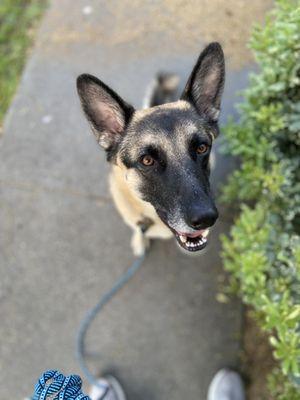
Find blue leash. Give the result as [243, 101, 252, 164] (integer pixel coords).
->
[32, 370, 89, 400]
[76, 253, 146, 397]
[32, 253, 146, 400]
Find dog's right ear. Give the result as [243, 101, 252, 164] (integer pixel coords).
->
[77, 74, 134, 152]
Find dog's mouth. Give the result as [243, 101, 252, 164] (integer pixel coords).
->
[172, 228, 209, 252]
[155, 209, 210, 252]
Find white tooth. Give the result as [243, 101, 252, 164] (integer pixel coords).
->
[179, 235, 187, 243]
[202, 237, 207, 243]
[202, 229, 209, 238]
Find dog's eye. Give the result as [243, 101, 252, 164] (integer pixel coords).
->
[196, 144, 208, 155]
[141, 155, 155, 166]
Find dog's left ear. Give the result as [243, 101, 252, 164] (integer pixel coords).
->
[181, 42, 225, 124]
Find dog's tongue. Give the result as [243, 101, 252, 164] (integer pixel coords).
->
[178, 229, 208, 238]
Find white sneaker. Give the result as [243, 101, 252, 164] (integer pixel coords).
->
[88, 375, 126, 400]
[207, 369, 245, 400]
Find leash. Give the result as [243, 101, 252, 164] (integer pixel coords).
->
[32, 253, 146, 400]
[32, 370, 89, 400]
[76, 253, 146, 398]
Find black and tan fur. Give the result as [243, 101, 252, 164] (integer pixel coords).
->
[77, 43, 225, 255]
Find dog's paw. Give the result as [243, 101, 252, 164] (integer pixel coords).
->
[131, 230, 150, 256]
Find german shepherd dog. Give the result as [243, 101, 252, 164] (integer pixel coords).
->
[77, 42, 225, 256]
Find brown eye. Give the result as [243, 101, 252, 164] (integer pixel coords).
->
[196, 144, 208, 154]
[141, 155, 155, 166]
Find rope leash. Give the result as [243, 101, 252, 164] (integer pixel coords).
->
[32, 370, 89, 400]
[76, 253, 146, 398]
[32, 253, 146, 400]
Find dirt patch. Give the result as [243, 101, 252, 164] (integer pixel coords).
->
[104, 0, 273, 68]
[44, 0, 272, 69]
[242, 308, 277, 400]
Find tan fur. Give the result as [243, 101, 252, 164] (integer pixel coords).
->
[109, 159, 172, 255]
[132, 100, 191, 123]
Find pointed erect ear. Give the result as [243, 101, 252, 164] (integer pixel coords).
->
[181, 42, 225, 123]
[77, 74, 134, 151]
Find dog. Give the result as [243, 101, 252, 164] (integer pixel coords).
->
[77, 42, 225, 256]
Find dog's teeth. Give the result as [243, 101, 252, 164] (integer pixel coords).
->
[202, 229, 209, 238]
[179, 235, 187, 243]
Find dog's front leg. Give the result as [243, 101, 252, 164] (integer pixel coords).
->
[131, 228, 150, 256]
[131, 218, 153, 256]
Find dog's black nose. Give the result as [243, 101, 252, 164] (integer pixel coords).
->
[188, 205, 219, 229]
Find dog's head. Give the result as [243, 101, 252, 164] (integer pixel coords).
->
[77, 43, 225, 252]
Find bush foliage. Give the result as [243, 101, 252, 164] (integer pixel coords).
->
[0, 0, 47, 124]
[221, 0, 300, 397]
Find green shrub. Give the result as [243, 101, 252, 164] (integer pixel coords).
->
[0, 0, 47, 124]
[221, 0, 300, 396]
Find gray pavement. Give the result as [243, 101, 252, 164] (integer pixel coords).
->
[0, 1, 249, 399]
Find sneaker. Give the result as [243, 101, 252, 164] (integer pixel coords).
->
[88, 375, 126, 400]
[207, 369, 245, 400]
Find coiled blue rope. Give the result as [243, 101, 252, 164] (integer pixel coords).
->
[32, 370, 90, 400]
[32, 253, 146, 399]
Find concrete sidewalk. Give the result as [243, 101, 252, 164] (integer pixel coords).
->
[0, 1, 252, 398]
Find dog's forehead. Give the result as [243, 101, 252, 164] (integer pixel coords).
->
[129, 100, 200, 136]
[121, 100, 214, 161]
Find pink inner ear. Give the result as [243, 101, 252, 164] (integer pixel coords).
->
[193, 64, 220, 105]
[203, 67, 219, 97]
[97, 101, 124, 135]
[106, 114, 123, 134]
